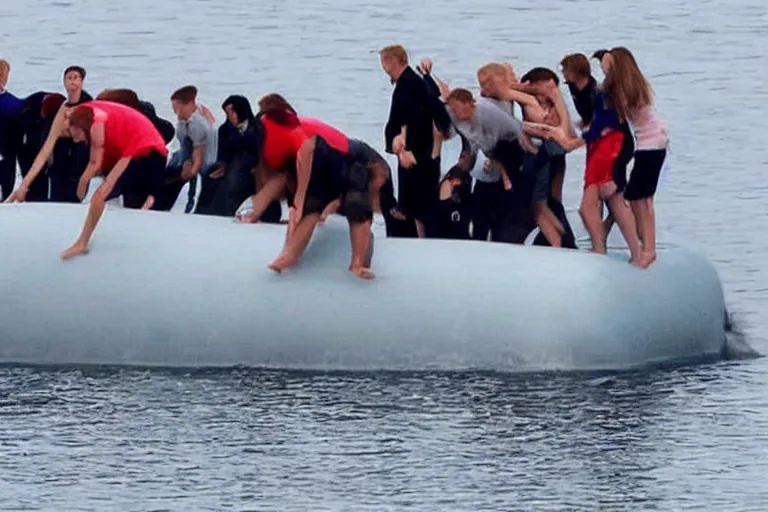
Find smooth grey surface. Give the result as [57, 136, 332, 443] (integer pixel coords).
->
[0, 202, 726, 370]
[1, 0, 768, 510]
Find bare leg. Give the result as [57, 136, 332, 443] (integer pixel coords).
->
[268, 213, 321, 272]
[633, 197, 656, 268]
[61, 193, 107, 260]
[349, 219, 375, 279]
[605, 193, 642, 263]
[534, 201, 564, 247]
[142, 195, 155, 210]
[550, 170, 564, 203]
[598, 183, 616, 246]
[579, 185, 605, 254]
[415, 219, 426, 239]
[631, 201, 645, 246]
[602, 213, 615, 246]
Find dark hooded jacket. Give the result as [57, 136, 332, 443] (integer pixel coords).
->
[217, 95, 261, 166]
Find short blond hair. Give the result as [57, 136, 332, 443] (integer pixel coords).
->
[379, 45, 408, 65]
[477, 62, 506, 78]
[0, 59, 9, 72]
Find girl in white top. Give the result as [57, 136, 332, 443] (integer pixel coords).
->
[603, 47, 670, 268]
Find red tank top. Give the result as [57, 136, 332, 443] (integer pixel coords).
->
[261, 114, 349, 170]
[85, 100, 168, 170]
[296, 117, 349, 154]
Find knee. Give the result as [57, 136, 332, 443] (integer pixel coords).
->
[579, 202, 597, 221]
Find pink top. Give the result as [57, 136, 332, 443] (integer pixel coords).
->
[630, 105, 669, 150]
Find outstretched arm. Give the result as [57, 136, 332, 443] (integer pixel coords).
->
[77, 122, 106, 200]
[5, 103, 68, 202]
[60, 156, 132, 260]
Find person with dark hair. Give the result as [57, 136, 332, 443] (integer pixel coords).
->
[196, 94, 281, 220]
[96, 88, 175, 144]
[5, 65, 92, 203]
[14, 92, 66, 202]
[59, 100, 169, 259]
[426, 164, 473, 240]
[0, 59, 22, 201]
[560, 53, 598, 128]
[592, 49, 613, 75]
[257, 93, 297, 115]
[152, 85, 218, 212]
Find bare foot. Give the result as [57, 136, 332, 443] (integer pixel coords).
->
[268, 252, 298, 273]
[350, 265, 375, 279]
[635, 251, 657, 269]
[61, 241, 89, 260]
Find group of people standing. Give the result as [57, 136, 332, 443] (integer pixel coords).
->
[378, 45, 668, 269]
[0, 44, 668, 277]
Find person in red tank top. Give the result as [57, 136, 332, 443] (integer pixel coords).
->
[242, 94, 389, 279]
[58, 100, 169, 260]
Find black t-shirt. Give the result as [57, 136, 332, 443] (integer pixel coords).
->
[566, 76, 597, 126]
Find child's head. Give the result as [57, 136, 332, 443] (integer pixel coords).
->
[559, 53, 591, 84]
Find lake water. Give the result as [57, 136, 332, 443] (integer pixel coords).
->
[2, 0, 768, 509]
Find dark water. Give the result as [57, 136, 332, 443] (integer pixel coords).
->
[2, 0, 768, 509]
[1, 361, 767, 511]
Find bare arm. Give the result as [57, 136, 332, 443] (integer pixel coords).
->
[249, 173, 287, 221]
[98, 157, 131, 201]
[293, 138, 315, 218]
[524, 123, 584, 152]
[522, 82, 576, 137]
[539, 84, 576, 137]
[7, 104, 68, 201]
[498, 86, 541, 113]
[433, 75, 451, 100]
[180, 145, 204, 181]
[77, 123, 106, 200]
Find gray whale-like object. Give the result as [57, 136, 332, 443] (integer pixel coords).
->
[0, 203, 726, 371]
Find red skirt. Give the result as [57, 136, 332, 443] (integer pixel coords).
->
[584, 130, 624, 189]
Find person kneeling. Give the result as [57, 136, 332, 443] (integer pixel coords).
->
[268, 135, 389, 279]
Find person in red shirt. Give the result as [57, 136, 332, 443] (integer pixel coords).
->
[243, 97, 389, 279]
[59, 100, 169, 260]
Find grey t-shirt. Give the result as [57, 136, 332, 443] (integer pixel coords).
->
[448, 97, 524, 155]
[176, 110, 218, 168]
[469, 150, 500, 183]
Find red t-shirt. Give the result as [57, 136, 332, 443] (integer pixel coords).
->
[85, 100, 168, 170]
[261, 113, 349, 170]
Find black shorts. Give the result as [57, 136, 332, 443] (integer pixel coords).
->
[302, 136, 347, 217]
[106, 150, 168, 206]
[623, 149, 666, 201]
[397, 156, 440, 223]
[613, 123, 635, 193]
[522, 141, 564, 205]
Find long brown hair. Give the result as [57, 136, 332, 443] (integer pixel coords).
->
[603, 47, 653, 122]
[258, 93, 299, 127]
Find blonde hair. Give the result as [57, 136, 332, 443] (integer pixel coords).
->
[0, 59, 9, 71]
[378, 45, 408, 65]
[603, 47, 653, 122]
[477, 62, 507, 78]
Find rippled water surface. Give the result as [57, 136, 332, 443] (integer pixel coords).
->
[2, 0, 768, 509]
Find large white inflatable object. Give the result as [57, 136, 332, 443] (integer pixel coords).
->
[0, 203, 727, 372]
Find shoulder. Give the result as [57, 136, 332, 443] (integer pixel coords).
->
[188, 113, 212, 135]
